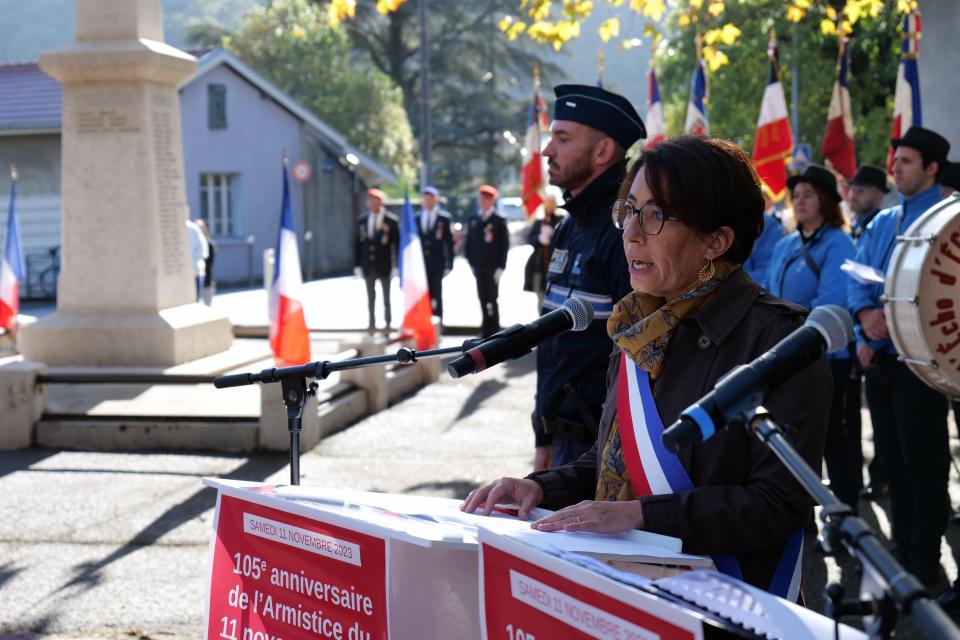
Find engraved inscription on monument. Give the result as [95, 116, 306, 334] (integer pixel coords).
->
[73, 90, 140, 134]
[151, 93, 187, 276]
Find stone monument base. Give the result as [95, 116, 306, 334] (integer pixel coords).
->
[19, 303, 233, 366]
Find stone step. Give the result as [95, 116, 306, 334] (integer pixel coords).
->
[35, 381, 369, 453]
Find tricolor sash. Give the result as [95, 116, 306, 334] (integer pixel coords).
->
[616, 352, 803, 601]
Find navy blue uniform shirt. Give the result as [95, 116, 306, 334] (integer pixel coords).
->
[533, 161, 633, 446]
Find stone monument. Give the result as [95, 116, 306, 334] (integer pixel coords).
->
[20, 0, 233, 365]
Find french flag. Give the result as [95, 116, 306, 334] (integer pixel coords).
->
[645, 69, 666, 148]
[0, 168, 22, 333]
[521, 76, 548, 219]
[684, 60, 709, 136]
[888, 12, 922, 174]
[753, 36, 793, 199]
[268, 161, 311, 366]
[399, 189, 436, 350]
[821, 38, 856, 179]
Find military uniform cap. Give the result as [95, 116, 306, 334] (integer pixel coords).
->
[891, 126, 950, 164]
[478, 184, 499, 198]
[367, 188, 386, 200]
[553, 84, 646, 150]
[849, 165, 889, 193]
[422, 186, 440, 197]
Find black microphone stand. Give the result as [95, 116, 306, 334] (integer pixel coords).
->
[746, 406, 960, 640]
[213, 342, 475, 485]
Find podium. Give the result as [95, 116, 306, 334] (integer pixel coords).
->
[203, 480, 866, 640]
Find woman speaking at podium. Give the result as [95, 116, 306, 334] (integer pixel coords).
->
[462, 136, 831, 602]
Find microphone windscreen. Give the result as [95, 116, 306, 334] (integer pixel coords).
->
[563, 296, 594, 331]
[807, 304, 854, 353]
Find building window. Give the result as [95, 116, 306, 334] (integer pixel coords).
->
[208, 83, 227, 129]
[199, 173, 237, 236]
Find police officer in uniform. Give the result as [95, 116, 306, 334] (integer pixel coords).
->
[418, 186, 454, 322]
[533, 84, 646, 470]
[355, 188, 399, 333]
[465, 184, 509, 338]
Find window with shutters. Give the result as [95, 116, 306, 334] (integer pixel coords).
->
[199, 173, 238, 236]
[208, 83, 227, 129]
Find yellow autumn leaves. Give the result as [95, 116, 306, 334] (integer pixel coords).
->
[324, 0, 921, 69]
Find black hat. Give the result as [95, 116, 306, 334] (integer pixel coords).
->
[553, 84, 646, 150]
[849, 164, 890, 193]
[891, 126, 950, 165]
[787, 164, 842, 203]
[941, 161, 960, 191]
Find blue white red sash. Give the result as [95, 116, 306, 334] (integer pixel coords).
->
[616, 352, 803, 601]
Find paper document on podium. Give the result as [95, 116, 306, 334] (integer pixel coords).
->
[653, 571, 867, 639]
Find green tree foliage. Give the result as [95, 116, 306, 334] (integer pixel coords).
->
[341, 0, 561, 201]
[656, 0, 902, 168]
[225, 0, 417, 187]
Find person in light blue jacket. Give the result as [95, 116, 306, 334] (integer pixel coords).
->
[847, 127, 951, 590]
[743, 185, 785, 285]
[767, 164, 859, 519]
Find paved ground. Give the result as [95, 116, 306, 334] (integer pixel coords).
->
[6, 247, 960, 638]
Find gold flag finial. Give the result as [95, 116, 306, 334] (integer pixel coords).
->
[597, 50, 605, 86]
[9, 164, 16, 181]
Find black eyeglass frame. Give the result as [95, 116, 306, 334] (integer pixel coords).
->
[611, 199, 678, 235]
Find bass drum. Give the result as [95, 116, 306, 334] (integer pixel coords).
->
[885, 192, 960, 399]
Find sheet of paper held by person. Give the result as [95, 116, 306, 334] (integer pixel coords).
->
[841, 258, 886, 284]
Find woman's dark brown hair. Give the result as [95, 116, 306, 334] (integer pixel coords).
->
[618, 136, 763, 264]
[790, 182, 848, 231]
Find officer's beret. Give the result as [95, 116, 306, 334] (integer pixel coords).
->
[849, 165, 889, 193]
[891, 126, 950, 165]
[553, 84, 646, 150]
[478, 184, 498, 198]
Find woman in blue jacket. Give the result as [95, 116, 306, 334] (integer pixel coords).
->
[767, 165, 859, 516]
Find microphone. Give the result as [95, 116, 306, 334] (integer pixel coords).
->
[661, 304, 853, 453]
[447, 297, 594, 378]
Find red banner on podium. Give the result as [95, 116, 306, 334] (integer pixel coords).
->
[481, 532, 703, 640]
[206, 493, 388, 640]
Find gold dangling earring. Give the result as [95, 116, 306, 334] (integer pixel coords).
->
[697, 258, 715, 283]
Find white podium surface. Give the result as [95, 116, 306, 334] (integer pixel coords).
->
[201, 479, 695, 640]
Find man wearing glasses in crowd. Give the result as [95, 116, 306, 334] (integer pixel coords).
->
[531, 84, 646, 470]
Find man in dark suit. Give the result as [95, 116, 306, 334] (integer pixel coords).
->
[418, 186, 454, 322]
[355, 188, 399, 334]
[465, 184, 509, 337]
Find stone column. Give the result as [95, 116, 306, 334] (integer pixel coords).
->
[19, 0, 232, 365]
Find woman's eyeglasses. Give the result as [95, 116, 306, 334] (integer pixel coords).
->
[611, 200, 676, 234]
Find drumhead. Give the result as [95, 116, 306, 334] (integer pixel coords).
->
[885, 193, 960, 398]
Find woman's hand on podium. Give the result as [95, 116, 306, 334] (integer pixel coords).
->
[531, 500, 644, 534]
[460, 477, 544, 520]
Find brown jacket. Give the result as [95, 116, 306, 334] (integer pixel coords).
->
[528, 269, 831, 591]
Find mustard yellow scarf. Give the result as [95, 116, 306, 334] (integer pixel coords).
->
[596, 260, 738, 501]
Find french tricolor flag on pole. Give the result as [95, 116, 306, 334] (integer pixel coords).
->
[0, 166, 23, 334]
[753, 35, 794, 199]
[268, 159, 311, 366]
[521, 70, 548, 219]
[684, 60, 709, 136]
[888, 12, 922, 174]
[399, 189, 436, 350]
[821, 37, 856, 179]
[645, 69, 666, 148]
